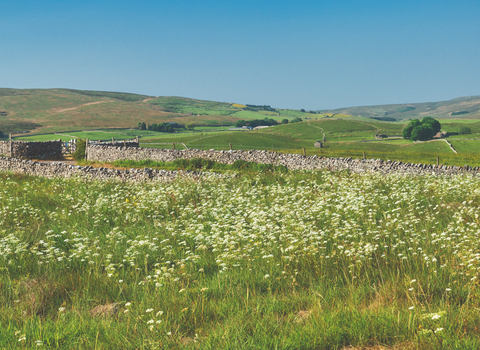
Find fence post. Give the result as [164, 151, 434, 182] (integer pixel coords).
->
[136, 136, 139, 143]
[302, 147, 306, 156]
[124, 140, 126, 148]
[437, 156, 439, 166]
[363, 151, 366, 160]
[85, 138, 89, 161]
[229, 143, 232, 150]
[9, 133, 12, 157]
[172, 142, 175, 150]
[112, 137, 114, 143]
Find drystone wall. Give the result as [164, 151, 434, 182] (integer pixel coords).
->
[86, 144, 480, 176]
[0, 140, 62, 159]
[0, 157, 214, 182]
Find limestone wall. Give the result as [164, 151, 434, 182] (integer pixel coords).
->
[86, 144, 478, 176]
[0, 140, 62, 159]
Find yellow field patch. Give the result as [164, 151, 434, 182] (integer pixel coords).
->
[231, 103, 247, 108]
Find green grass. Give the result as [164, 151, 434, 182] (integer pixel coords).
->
[3, 170, 480, 348]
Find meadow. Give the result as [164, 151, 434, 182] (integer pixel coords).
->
[2, 170, 480, 349]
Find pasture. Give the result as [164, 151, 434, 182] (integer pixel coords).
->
[2, 170, 480, 348]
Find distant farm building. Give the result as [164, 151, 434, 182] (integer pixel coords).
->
[314, 141, 323, 148]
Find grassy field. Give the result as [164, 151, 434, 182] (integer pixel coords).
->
[2, 170, 480, 348]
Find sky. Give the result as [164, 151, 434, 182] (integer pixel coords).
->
[0, 0, 479, 110]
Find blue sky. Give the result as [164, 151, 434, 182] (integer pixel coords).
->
[1, 0, 479, 109]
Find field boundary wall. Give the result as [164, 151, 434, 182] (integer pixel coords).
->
[0, 140, 62, 159]
[85, 144, 480, 176]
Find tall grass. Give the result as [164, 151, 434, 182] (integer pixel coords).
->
[2, 171, 480, 348]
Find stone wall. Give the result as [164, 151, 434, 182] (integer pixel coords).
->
[86, 144, 479, 176]
[0, 140, 62, 159]
[0, 157, 212, 182]
[0, 141, 10, 156]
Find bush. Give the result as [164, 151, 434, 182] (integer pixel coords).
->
[73, 139, 86, 161]
[281, 119, 289, 124]
[0, 130, 3, 138]
[460, 126, 472, 135]
[186, 123, 195, 130]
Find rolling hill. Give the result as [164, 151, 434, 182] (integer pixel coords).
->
[327, 95, 480, 121]
[0, 88, 316, 135]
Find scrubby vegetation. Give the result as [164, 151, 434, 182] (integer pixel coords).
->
[235, 118, 278, 128]
[2, 170, 480, 348]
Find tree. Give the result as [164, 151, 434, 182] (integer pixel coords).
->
[411, 124, 435, 141]
[73, 139, 86, 161]
[403, 117, 441, 141]
[281, 119, 289, 124]
[0, 130, 3, 138]
[140, 122, 147, 130]
[402, 119, 421, 139]
[300, 109, 306, 113]
[421, 117, 441, 134]
[291, 117, 303, 123]
[186, 123, 195, 130]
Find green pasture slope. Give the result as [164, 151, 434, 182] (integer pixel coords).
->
[0, 88, 326, 135]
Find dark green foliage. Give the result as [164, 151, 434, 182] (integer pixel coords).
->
[300, 109, 306, 113]
[452, 111, 469, 116]
[245, 104, 276, 112]
[148, 123, 173, 132]
[460, 126, 472, 135]
[235, 118, 278, 128]
[402, 119, 421, 139]
[140, 122, 146, 130]
[0, 130, 3, 138]
[281, 119, 289, 124]
[403, 118, 441, 141]
[421, 117, 441, 133]
[72, 139, 86, 161]
[290, 117, 303, 123]
[186, 123, 195, 130]
[410, 124, 436, 141]
[370, 116, 396, 122]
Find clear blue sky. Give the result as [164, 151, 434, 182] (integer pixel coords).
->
[1, 0, 479, 110]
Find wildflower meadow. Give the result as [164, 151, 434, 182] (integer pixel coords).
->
[2, 170, 480, 349]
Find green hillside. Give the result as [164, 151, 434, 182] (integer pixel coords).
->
[0, 88, 322, 135]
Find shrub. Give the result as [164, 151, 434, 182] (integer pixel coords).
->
[281, 119, 289, 124]
[73, 139, 86, 161]
[460, 126, 472, 135]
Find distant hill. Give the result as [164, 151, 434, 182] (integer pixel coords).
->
[327, 96, 480, 121]
[0, 88, 313, 134]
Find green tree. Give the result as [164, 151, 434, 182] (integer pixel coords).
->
[402, 119, 422, 139]
[140, 122, 147, 130]
[73, 139, 86, 161]
[300, 109, 306, 113]
[281, 119, 289, 124]
[186, 123, 195, 130]
[421, 117, 441, 134]
[411, 124, 435, 141]
[0, 130, 4, 138]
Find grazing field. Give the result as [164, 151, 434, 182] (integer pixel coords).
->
[2, 170, 480, 348]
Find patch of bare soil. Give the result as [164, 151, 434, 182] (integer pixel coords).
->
[54, 101, 112, 113]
